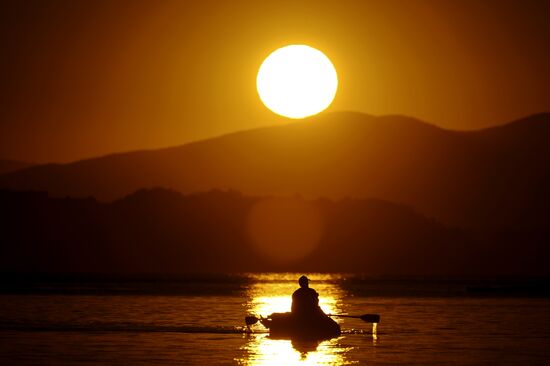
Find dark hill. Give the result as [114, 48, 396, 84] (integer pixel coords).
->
[2, 188, 546, 276]
[0, 112, 548, 229]
[0, 159, 32, 175]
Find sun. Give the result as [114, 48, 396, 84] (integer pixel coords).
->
[257, 45, 338, 119]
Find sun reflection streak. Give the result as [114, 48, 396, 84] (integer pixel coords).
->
[238, 273, 353, 365]
[238, 335, 350, 366]
[244, 273, 345, 317]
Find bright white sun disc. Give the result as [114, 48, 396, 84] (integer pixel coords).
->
[256, 45, 338, 119]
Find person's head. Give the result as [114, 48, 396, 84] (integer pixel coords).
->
[298, 275, 309, 288]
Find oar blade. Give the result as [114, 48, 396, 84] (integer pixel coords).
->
[360, 314, 380, 323]
[245, 316, 259, 326]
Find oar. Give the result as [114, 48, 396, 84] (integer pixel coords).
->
[246, 313, 380, 325]
[328, 313, 380, 323]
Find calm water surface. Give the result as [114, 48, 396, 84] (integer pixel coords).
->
[0, 273, 549, 365]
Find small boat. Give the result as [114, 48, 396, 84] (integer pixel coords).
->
[259, 312, 341, 339]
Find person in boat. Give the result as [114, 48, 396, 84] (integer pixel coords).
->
[255, 275, 341, 338]
[291, 275, 323, 317]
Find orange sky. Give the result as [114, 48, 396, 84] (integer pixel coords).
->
[1, 0, 549, 163]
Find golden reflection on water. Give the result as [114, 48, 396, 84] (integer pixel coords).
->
[240, 335, 350, 366]
[245, 273, 346, 316]
[238, 273, 352, 365]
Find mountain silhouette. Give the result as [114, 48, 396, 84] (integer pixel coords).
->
[0, 159, 32, 175]
[3, 188, 545, 276]
[0, 112, 548, 229]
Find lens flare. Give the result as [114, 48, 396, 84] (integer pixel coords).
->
[245, 198, 324, 263]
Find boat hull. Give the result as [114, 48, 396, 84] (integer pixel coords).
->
[260, 312, 341, 340]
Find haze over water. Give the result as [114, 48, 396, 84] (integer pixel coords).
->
[1, 273, 549, 365]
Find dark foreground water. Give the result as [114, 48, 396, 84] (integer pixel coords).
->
[0, 273, 549, 365]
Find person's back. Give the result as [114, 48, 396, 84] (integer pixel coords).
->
[291, 276, 321, 317]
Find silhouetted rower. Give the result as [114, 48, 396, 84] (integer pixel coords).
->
[291, 275, 322, 317]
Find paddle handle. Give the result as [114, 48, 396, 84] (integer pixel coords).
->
[328, 314, 357, 318]
[328, 313, 380, 323]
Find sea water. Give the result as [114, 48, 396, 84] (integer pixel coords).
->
[0, 273, 549, 365]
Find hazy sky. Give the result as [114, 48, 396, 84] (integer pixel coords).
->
[1, 0, 549, 163]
